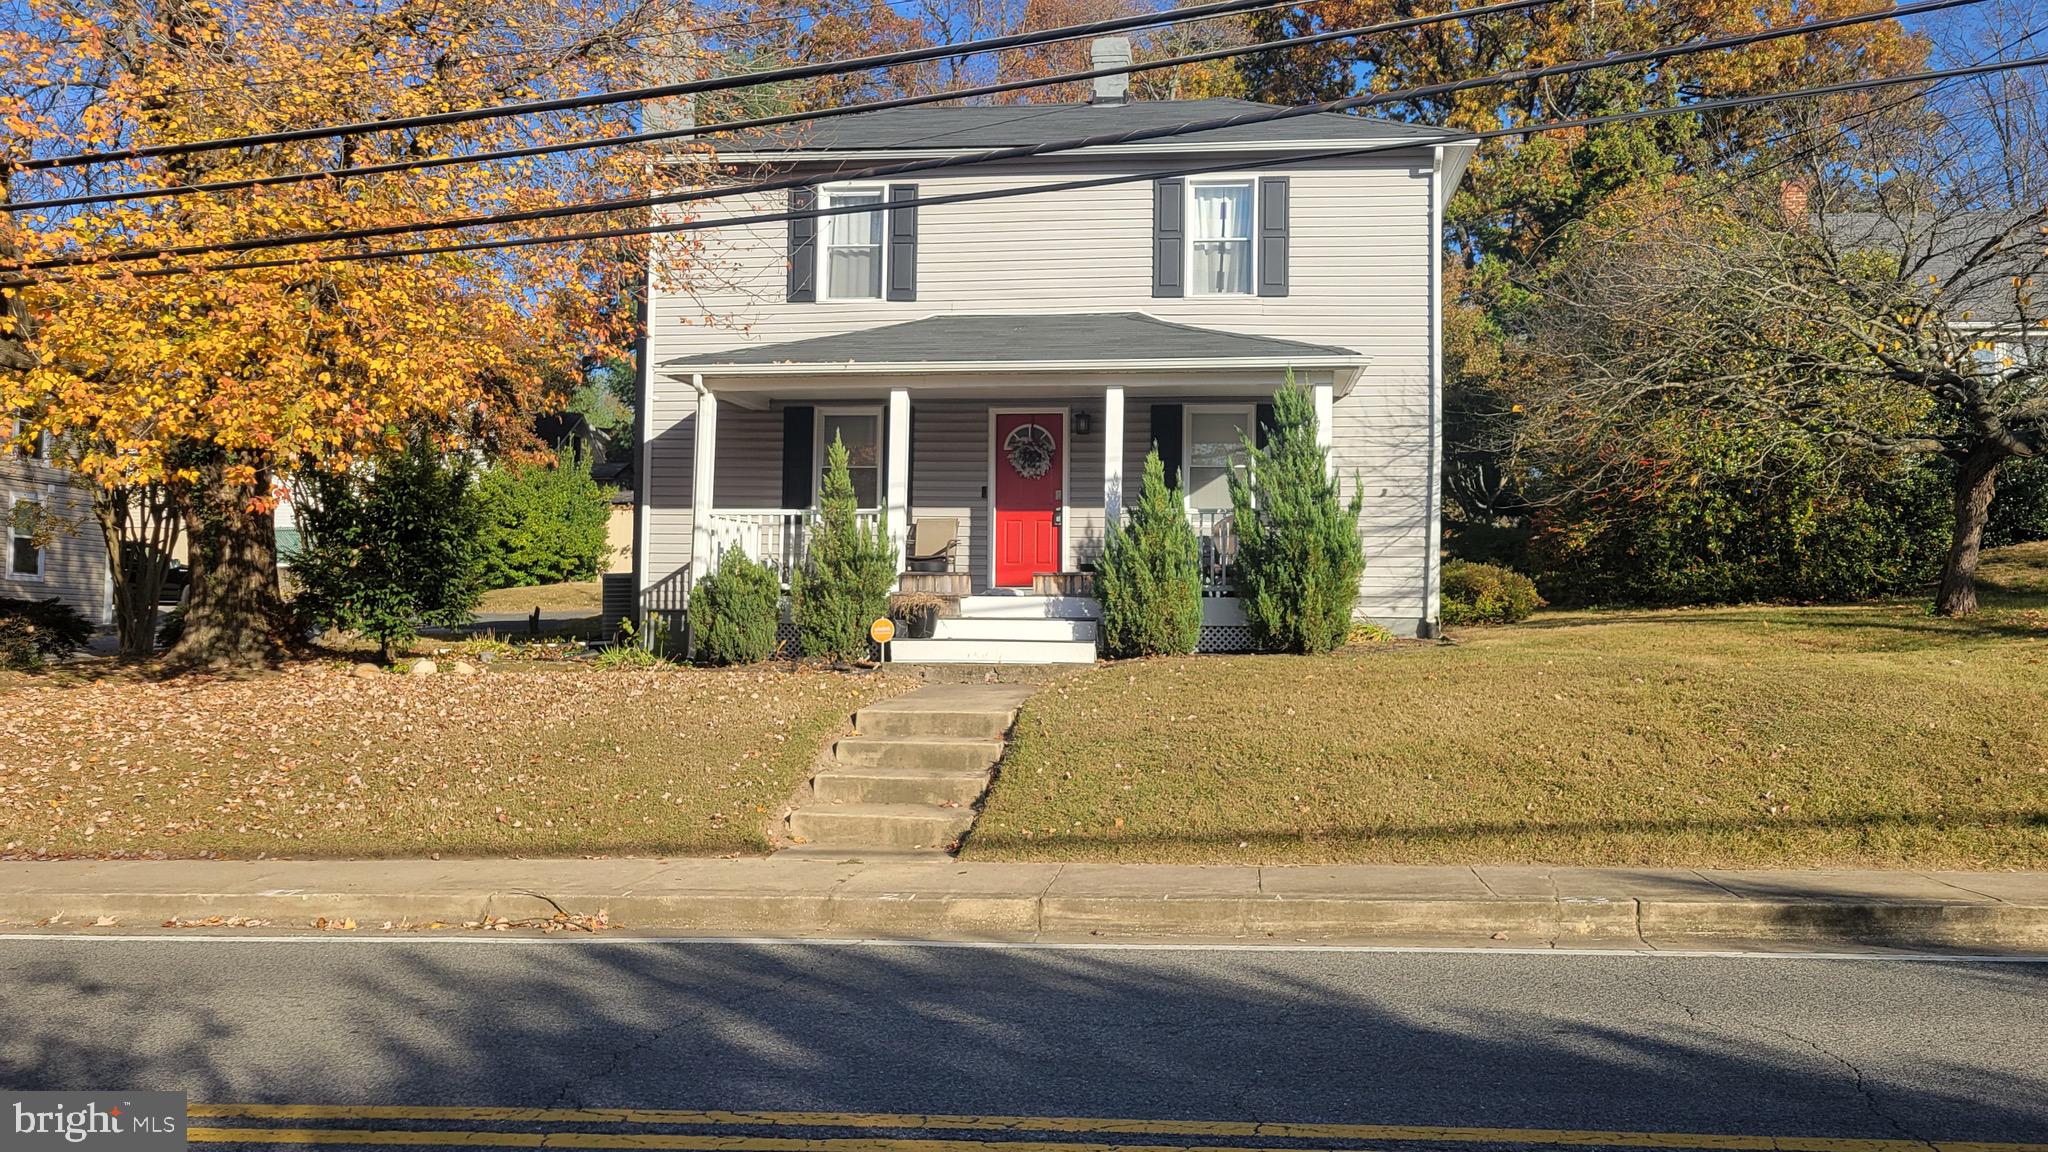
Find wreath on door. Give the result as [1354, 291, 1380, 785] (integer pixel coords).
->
[1004, 422, 1056, 480]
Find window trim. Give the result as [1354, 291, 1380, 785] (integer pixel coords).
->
[815, 184, 891, 304]
[813, 404, 886, 512]
[1182, 403, 1257, 512]
[7, 493, 46, 581]
[1184, 178, 1258, 297]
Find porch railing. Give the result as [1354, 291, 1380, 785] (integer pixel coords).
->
[704, 507, 882, 586]
[1189, 508, 1236, 596]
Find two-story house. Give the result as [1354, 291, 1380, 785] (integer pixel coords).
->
[635, 41, 1473, 661]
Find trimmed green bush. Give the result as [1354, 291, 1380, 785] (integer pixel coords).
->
[290, 440, 485, 662]
[1440, 560, 1545, 625]
[694, 544, 781, 664]
[1227, 377, 1366, 654]
[474, 450, 614, 589]
[792, 435, 897, 662]
[1098, 449, 1202, 658]
[0, 595, 94, 670]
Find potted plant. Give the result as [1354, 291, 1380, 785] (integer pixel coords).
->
[887, 591, 945, 640]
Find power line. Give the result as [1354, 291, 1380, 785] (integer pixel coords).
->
[7, 0, 1545, 214]
[88, 52, 2043, 287]
[16, 0, 1319, 173]
[14, 0, 1984, 271]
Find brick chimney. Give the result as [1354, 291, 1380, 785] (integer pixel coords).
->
[1090, 37, 1132, 105]
[1778, 179, 1810, 228]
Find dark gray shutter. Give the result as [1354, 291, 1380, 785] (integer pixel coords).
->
[787, 187, 817, 302]
[1257, 177, 1289, 297]
[1255, 402, 1276, 450]
[1152, 178, 1184, 298]
[1151, 404, 1185, 490]
[781, 406, 815, 507]
[886, 184, 918, 301]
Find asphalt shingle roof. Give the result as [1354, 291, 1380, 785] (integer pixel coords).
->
[663, 312, 1360, 368]
[727, 98, 1444, 152]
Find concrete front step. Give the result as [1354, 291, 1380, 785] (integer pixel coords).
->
[932, 616, 1097, 642]
[785, 803, 977, 851]
[811, 765, 992, 806]
[888, 638, 1097, 665]
[854, 685, 1037, 739]
[832, 735, 1004, 772]
[955, 595, 1101, 620]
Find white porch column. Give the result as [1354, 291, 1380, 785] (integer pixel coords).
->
[1312, 381, 1335, 480]
[1102, 385, 1127, 527]
[689, 379, 717, 583]
[886, 388, 911, 577]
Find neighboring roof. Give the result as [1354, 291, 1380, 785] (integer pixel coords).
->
[723, 98, 1446, 154]
[1826, 210, 2046, 327]
[662, 313, 1361, 371]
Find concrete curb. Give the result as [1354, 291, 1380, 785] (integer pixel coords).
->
[2, 860, 2044, 949]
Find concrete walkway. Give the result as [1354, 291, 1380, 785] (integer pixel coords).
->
[2, 857, 2043, 950]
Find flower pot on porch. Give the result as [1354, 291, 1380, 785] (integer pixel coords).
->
[894, 604, 939, 640]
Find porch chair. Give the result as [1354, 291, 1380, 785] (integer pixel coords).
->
[905, 517, 960, 573]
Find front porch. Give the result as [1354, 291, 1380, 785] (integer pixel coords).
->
[649, 313, 1367, 660]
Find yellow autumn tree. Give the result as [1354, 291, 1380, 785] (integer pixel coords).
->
[2, 0, 712, 666]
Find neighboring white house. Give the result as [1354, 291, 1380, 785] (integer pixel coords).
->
[636, 42, 1473, 661]
[3, 425, 112, 626]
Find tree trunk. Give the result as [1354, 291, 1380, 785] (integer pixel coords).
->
[166, 461, 288, 668]
[1935, 449, 2003, 617]
[96, 485, 180, 661]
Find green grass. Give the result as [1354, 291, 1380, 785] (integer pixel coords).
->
[0, 660, 908, 860]
[964, 544, 2048, 870]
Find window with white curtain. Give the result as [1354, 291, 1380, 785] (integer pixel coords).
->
[1185, 407, 1253, 512]
[1189, 182, 1254, 295]
[818, 410, 882, 508]
[821, 189, 886, 300]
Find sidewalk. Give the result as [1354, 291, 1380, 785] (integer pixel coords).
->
[4, 857, 2045, 949]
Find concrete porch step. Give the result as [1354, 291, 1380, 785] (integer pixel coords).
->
[832, 735, 1005, 772]
[888, 638, 1097, 665]
[785, 803, 977, 852]
[956, 595, 1101, 620]
[811, 765, 991, 806]
[932, 616, 1097, 643]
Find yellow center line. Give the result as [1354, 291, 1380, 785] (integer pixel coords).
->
[177, 1113, 2048, 1152]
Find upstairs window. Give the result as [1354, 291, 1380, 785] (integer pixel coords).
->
[821, 189, 887, 301]
[1190, 181, 1255, 295]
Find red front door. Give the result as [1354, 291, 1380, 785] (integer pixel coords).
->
[993, 412, 1063, 588]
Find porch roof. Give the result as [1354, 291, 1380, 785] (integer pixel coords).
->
[661, 313, 1365, 377]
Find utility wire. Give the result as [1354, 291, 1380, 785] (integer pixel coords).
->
[16, 0, 1327, 173]
[13, 0, 1984, 272]
[6, 0, 1546, 214]
[32, 53, 2046, 287]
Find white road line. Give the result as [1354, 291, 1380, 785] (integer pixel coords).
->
[0, 932, 2044, 962]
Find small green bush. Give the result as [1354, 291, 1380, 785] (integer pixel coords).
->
[792, 436, 896, 662]
[474, 450, 615, 589]
[693, 544, 781, 664]
[1228, 376, 1366, 654]
[1440, 560, 1545, 625]
[1098, 449, 1202, 658]
[0, 595, 94, 670]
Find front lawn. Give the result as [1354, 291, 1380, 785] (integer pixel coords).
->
[1, 660, 906, 859]
[965, 544, 2048, 869]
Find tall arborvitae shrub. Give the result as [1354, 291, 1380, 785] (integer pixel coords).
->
[1097, 449, 1202, 658]
[792, 435, 897, 662]
[693, 544, 780, 664]
[1227, 376, 1365, 654]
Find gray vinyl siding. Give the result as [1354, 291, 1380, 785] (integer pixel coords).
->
[1, 459, 110, 625]
[644, 151, 1436, 631]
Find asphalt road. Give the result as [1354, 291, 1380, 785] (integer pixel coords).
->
[2, 939, 2044, 1150]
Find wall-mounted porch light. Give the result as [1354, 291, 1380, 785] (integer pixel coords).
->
[1073, 410, 1092, 437]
